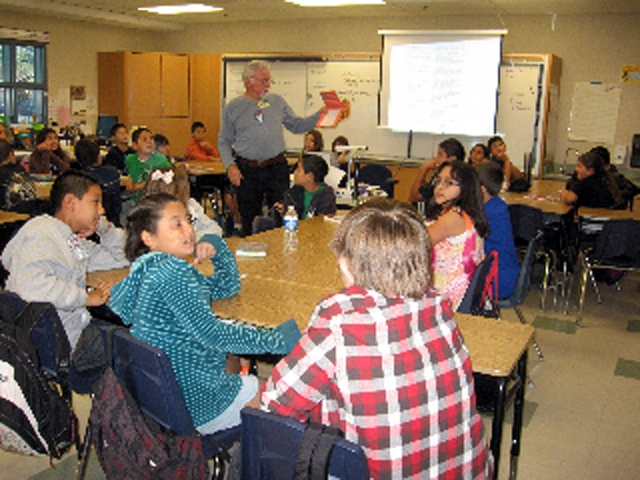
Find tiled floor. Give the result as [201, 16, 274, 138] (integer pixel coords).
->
[1, 270, 639, 479]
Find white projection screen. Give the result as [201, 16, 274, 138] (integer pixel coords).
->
[379, 30, 507, 136]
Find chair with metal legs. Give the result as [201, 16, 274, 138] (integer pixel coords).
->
[575, 219, 640, 326]
[498, 231, 545, 361]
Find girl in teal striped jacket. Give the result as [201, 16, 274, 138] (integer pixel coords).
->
[110, 193, 301, 433]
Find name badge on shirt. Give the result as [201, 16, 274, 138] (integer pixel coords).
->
[67, 234, 89, 262]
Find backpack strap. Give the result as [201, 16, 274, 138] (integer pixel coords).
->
[309, 426, 342, 480]
[14, 302, 72, 384]
[294, 422, 343, 480]
[294, 422, 324, 480]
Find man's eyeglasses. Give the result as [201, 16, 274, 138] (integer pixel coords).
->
[252, 76, 271, 85]
[433, 177, 460, 188]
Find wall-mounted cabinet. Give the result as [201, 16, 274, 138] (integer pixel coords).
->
[98, 51, 192, 155]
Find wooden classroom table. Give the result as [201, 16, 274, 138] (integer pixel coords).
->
[34, 175, 131, 199]
[0, 210, 29, 224]
[183, 160, 226, 176]
[88, 215, 535, 478]
[501, 179, 572, 215]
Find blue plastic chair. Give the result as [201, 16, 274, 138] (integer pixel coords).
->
[240, 407, 369, 480]
[110, 329, 241, 477]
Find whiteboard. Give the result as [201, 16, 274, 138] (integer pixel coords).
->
[306, 61, 380, 151]
[222, 57, 547, 165]
[496, 64, 542, 170]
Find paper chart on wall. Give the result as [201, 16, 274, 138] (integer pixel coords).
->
[568, 82, 621, 143]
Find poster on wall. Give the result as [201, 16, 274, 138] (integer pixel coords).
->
[70, 86, 87, 116]
[622, 66, 640, 84]
[568, 82, 621, 143]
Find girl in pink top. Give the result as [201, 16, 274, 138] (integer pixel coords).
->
[426, 161, 489, 310]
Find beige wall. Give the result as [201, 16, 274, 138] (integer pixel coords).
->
[0, 10, 156, 133]
[2, 9, 639, 168]
[158, 13, 640, 168]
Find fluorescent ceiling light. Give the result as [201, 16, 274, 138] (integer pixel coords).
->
[139, 3, 223, 15]
[286, 0, 385, 6]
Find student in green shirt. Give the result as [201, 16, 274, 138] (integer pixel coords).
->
[124, 127, 172, 202]
[278, 154, 337, 220]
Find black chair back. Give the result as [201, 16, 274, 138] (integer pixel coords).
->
[356, 164, 395, 198]
[592, 219, 640, 267]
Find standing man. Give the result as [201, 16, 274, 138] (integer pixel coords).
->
[219, 60, 324, 236]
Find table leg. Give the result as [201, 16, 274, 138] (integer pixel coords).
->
[490, 376, 507, 480]
[509, 351, 528, 480]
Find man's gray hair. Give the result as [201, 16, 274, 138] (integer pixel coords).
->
[243, 60, 271, 81]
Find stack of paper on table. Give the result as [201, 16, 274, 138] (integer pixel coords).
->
[235, 242, 268, 258]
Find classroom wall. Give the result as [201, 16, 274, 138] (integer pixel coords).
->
[156, 13, 640, 169]
[1, 9, 639, 170]
[0, 10, 157, 133]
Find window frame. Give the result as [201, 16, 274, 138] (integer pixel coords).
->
[0, 39, 47, 124]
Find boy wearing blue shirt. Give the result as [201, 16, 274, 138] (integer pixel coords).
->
[474, 161, 519, 299]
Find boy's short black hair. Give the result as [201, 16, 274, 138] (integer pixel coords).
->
[153, 133, 169, 147]
[474, 161, 504, 197]
[50, 170, 100, 214]
[301, 154, 328, 184]
[191, 121, 205, 133]
[439, 138, 465, 161]
[74, 138, 101, 169]
[590, 145, 611, 165]
[110, 122, 127, 138]
[131, 127, 151, 144]
[0, 139, 13, 164]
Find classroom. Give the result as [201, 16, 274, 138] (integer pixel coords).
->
[0, 1, 639, 479]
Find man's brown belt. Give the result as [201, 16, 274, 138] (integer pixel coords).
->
[236, 153, 286, 168]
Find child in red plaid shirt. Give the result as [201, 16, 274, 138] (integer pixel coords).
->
[262, 198, 492, 479]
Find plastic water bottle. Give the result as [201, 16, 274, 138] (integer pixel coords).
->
[283, 206, 299, 251]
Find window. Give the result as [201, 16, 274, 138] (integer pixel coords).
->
[0, 40, 47, 124]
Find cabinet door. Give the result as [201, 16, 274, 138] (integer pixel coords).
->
[161, 53, 189, 117]
[129, 52, 161, 128]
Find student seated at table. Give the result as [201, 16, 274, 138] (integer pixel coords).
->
[487, 136, 524, 188]
[591, 145, 639, 209]
[185, 121, 220, 162]
[142, 165, 222, 240]
[153, 133, 177, 164]
[303, 129, 324, 153]
[109, 193, 301, 434]
[330, 135, 349, 171]
[426, 161, 488, 310]
[104, 123, 134, 173]
[29, 127, 71, 175]
[475, 161, 519, 299]
[409, 137, 465, 205]
[2, 170, 129, 370]
[262, 198, 492, 479]
[469, 143, 490, 165]
[75, 138, 122, 227]
[252, 154, 336, 233]
[124, 127, 172, 203]
[560, 151, 621, 208]
[0, 139, 48, 215]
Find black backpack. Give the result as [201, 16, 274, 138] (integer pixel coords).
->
[0, 291, 77, 458]
[90, 332, 208, 480]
